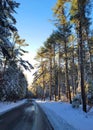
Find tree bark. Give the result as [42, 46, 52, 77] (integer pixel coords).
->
[53, 43, 57, 101]
[58, 44, 61, 100]
[64, 41, 72, 103]
[78, 1, 86, 112]
[49, 54, 52, 101]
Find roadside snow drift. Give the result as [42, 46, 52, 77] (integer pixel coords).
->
[37, 101, 93, 130]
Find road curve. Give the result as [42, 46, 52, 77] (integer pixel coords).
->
[0, 100, 53, 130]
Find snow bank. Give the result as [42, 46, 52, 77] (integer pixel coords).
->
[37, 101, 93, 130]
[0, 99, 27, 115]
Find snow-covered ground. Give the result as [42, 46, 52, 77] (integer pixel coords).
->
[37, 101, 93, 130]
[0, 99, 27, 115]
[0, 99, 93, 130]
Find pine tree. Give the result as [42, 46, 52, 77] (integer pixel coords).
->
[0, 0, 19, 53]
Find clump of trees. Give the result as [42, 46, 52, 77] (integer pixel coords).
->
[0, 0, 33, 101]
[33, 0, 93, 112]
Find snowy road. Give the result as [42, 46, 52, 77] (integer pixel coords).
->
[0, 100, 53, 130]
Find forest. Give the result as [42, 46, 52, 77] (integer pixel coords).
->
[0, 0, 33, 102]
[0, 0, 93, 113]
[32, 0, 93, 112]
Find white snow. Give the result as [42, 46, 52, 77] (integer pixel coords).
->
[0, 99, 27, 115]
[0, 99, 93, 130]
[37, 101, 93, 130]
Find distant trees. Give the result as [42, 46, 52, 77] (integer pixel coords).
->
[33, 0, 93, 112]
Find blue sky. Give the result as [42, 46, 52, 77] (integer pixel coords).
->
[15, 0, 56, 58]
[14, 0, 93, 84]
[14, 0, 57, 84]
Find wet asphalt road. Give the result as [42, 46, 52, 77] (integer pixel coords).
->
[0, 100, 53, 130]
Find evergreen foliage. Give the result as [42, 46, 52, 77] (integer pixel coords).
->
[0, 62, 28, 101]
[33, 0, 93, 112]
[0, 1, 33, 101]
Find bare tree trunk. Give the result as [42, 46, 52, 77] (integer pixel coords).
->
[78, 1, 86, 112]
[71, 45, 76, 97]
[42, 63, 45, 101]
[64, 41, 72, 103]
[53, 43, 57, 101]
[78, 27, 86, 112]
[58, 44, 61, 100]
[65, 60, 71, 103]
[49, 56, 52, 101]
